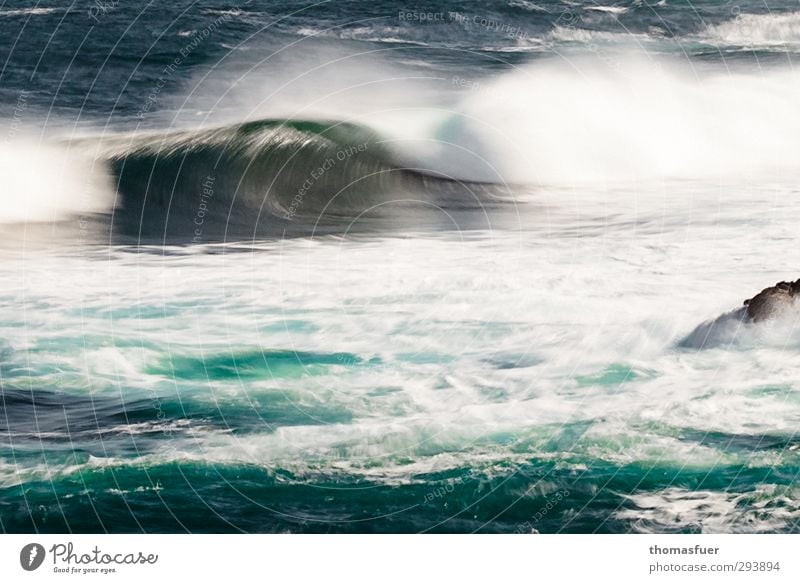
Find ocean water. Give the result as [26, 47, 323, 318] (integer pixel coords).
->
[2, 0, 800, 533]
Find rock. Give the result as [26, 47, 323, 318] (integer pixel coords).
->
[743, 279, 800, 322]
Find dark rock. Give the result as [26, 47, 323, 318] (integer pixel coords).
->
[743, 279, 800, 322]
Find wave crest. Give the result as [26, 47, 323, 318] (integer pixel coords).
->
[704, 11, 800, 47]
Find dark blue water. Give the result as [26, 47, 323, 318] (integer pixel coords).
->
[3, 1, 800, 533]
[1, 0, 796, 120]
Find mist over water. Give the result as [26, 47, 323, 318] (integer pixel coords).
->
[2, 0, 800, 534]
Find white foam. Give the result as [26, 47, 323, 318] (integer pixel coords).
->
[585, 6, 629, 15]
[704, 11, 800, 47]
[168, 43, 800, 185]
[507, 0, 550, 12]
[0, 8, 60, 17]
[618, 486, 800, 533]
[3, 219, 800, 490]
[423, 56, 800, 184]
[0, 136, 114, 223]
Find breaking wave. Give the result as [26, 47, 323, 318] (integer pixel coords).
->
[96, 118, 506, 240]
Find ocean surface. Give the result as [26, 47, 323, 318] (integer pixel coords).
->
[2, 0, 800, 533]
